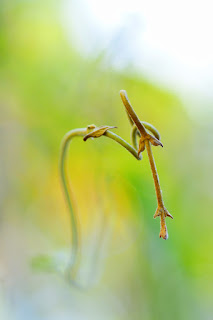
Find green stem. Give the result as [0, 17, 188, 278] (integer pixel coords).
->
[142, 122, 161, 141]
[131, 125, 139, 150]
[104, 130, 141, 160]
[59, 126, 141, 284]
[60, 128, 87, 275]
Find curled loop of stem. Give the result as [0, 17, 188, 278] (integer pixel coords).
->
[131, 122, 161, 150]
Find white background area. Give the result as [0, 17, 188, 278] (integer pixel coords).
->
[62, 0, 213, 114]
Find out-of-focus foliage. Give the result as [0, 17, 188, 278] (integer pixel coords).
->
[0, 1, 213, 320]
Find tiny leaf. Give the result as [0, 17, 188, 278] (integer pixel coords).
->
[83, 126, 117, 141]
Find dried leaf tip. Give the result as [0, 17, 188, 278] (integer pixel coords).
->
[154, 206, 173, 240]
[83, 126, 117, 141]
[137, 135, 163, 157]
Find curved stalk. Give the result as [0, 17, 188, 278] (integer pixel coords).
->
[60, 128, 87, 279]
[59, 126, 141, 285]
[131, 125, 139, 150]
[142, 122, 161, 141]
[104, 130, 142, 160]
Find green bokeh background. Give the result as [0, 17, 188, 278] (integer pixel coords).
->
[1, 1, 213, 319]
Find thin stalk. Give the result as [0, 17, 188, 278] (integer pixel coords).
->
[104, 130, 141, 160]
[60, 128, 87, 277]
[59, 126, 141, 283]
[142, 122, 161, 141]
[131, 125, 139, 150]
[120, 90, 147, 136]
[145, 140, 164, 207]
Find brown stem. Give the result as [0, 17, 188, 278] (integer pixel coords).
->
[120, 90, 147, 137]
[145, 140, 164, 207]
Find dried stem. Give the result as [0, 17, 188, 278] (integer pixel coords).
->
[145, 135, 173, 240]
[131, 123, 161, 151]
[119, 89, 172, 239]
[145, 140, 164, 207]
[120, 90, 147, 136]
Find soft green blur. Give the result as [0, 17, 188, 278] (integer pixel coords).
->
[1, 1, 213, 320]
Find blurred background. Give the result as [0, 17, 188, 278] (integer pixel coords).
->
[1, 0, 213, 319]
